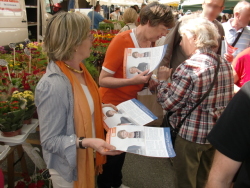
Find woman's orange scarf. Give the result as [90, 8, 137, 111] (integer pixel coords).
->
[56, 61, 106, 188]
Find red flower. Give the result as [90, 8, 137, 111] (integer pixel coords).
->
[15, 181, 26, 188]
[37, 180, 45, 188]
[33, 69, 40, 74]
[38, 169, 44, 173]
[1, 78, 8, 85]
[23, 83, 30, 90]
[24, 72, 31, 77]
[11, 107, 19, 109]
[24, 175, 31, 182]
[28, 183, 36, 188]
[1, 67, 7, 71]
[11, 87, 18, 93]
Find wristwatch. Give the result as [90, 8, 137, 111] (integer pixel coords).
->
[79, 137, 88, 149]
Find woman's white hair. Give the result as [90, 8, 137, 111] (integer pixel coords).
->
[179, 17, 220, 49]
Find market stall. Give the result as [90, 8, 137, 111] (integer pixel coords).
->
[181, 0, 239, 12]
[148, 0, 180, 7]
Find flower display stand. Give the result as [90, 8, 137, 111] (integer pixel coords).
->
[0, 119, 39, 188]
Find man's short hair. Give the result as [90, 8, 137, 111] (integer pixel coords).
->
[234, 0, 250, 14]
[203, 0, 225, 7]
[94, 4, 100, 10]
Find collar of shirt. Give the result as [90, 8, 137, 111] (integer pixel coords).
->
[46, 61, 67, 78]
[226, 18, 244, 33]
[194, 48, 216, 57]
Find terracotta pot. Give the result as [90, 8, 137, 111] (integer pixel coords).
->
[23, 118, 32, 125]
[1, 128, 22, 137]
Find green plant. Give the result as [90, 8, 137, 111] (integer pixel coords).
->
[15, 170, 53, 188]
[0, 91, 27, 132]
[12, 90, 36, 120]
[99, 21, 125, 30]
[83, 60, 99, 79]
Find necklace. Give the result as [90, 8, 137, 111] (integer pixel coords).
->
[134, 28, 152, 48]
[64, 63, 83, 73]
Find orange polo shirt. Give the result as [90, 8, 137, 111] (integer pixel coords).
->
[99, 30, 144, 105]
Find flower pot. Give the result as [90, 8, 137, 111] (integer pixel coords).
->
[1, 128, 22, 137]
[23, 118, 32, 125]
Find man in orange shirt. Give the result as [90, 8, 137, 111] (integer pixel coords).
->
[98, 2, 175, 188]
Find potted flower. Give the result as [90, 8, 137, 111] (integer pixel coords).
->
[0, 92, 27, 137]
[15, 169, 53, 188]
[12, 90, 36, 124]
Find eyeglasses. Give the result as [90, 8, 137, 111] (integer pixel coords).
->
[203, 2, 223, 10]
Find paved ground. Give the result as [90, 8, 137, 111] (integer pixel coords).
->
[1, 131, 177, 188]
[122, 153, 177, 188]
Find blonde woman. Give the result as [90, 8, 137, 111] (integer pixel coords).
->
[35, 12, 121, 188]
[119, 8, 138, 33]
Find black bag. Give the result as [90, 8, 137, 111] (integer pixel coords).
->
[161, 54, 221, 147]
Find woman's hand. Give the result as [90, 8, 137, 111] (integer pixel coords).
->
[83, 138, 123, 156]
[102, 103, 118, 111]
[131, 70, 153, 85]
[157, 66, 173, 81]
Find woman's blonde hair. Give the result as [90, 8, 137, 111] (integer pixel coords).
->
[123, 8, 138, 24]
[43, 12, 91, 61]
[179, 17, 220, 49]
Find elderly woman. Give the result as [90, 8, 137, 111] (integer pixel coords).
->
[157, 17, 234, 188]
[35, 12, 121, 188]
[119, 8, 138, 33]
[98, 2, 174, 188]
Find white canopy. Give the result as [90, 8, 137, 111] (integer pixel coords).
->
[181, 0, 240, 11]
[86, 0, 143, 6]
[148, 0, 180, 7]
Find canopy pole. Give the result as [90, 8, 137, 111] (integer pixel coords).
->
[109, 6, 110, 20]
[92, 0, 95, 30]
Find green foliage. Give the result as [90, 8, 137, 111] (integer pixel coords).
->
[99, 21, 125, 30]
[83, 60, 99, 79]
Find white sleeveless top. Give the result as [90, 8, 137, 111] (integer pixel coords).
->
[81, 84, 96, 138]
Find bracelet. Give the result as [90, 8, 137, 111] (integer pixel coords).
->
[79, 137, 88, 149]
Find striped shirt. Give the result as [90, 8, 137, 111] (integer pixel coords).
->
[222, 19, 250, 57]
[157, 48, 234, 144]
[35, 62, 77, 182]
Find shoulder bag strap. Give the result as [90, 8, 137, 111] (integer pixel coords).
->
[126, 24, 130, 30]
[175, 54, 221, 133]
[232, 28, 244, 47]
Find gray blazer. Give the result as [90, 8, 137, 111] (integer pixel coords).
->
[35, 61, 77, 182]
